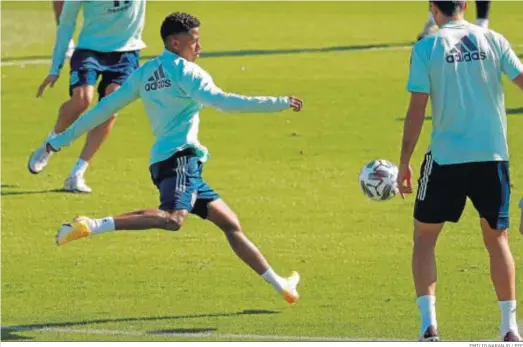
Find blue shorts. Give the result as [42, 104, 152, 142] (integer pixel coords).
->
[69, 49, 140, 100]
[149, 149, 220, 219]
[414, 153, 510, 230]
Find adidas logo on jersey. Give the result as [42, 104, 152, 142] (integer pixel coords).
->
[446, 35, 487, 63]
[145, 65, 172, 91]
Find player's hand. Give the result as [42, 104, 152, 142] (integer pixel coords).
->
[397, 163, 413, 199]
[288, 96, 303, 112]
[36, 75, 59, 98]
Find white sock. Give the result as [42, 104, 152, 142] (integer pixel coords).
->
[476, 18, 489, 28]
[416, 295, 437, 333]
[499, 300, 518, 337]
[88, 217, 115, 235]
[261, 268, 286, 292]
[70, 159, 89, 178]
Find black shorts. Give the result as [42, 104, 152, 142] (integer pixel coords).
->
[414, 153, 510, 230]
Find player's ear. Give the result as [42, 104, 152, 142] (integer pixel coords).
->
[164, 34, 178, 51]
[429, 3, 438, 18]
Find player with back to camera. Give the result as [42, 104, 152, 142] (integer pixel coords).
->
[398, 0, 523, 342]
[418, 0, 491, 40]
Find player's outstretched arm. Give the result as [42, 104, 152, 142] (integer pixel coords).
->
[179, 65, 303, 113]
[37, 1, 81, 97]
[47, 75, 140, 152]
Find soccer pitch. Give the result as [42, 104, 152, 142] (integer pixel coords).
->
[1, 1, 522, 342]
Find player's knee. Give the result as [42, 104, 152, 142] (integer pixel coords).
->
[413, 231, 437, 249]
[163, 210, 188, 231]
[71, 90, 93, 112]
[221, 217, 242, 235]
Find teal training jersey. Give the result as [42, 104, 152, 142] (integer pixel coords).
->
[49, 50, 291, 165]
[407, 20, 523, 165]
[50, 0, 146, 75]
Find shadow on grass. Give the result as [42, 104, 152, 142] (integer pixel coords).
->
[1, 188, 67, 196]
[1, 41, 413, 63]
[1, 329, 33, 341]
[507, 107, 523, 115]
[1, 309, 279, 341]
[149, 328, 217, 335]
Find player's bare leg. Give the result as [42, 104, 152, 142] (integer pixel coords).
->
[412, 220, 444, 341]
[28, 85, 94, 175]
[206, 199, 300, 303]
[79, 84, 119, 163]
[55, 85, 95, 132]
[480, 218, 521, 341]
[55, 202, 300, 303]
[114, 209, 187, 231]
[64, 83, 120, 193]
[56, 209, 187, 247]
[52, 0, 75, 58]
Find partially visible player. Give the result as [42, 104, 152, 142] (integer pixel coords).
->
[52, 0, 75, 58]
[29, 0, 147, 193]
[418, 0, 491, 40]
[46, 12, 303, 304]
[398, 0, 523, 342]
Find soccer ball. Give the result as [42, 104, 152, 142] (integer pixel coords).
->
[359, 159, 399, 201]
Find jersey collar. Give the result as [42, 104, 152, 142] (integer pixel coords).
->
[440, 20, 468, 29]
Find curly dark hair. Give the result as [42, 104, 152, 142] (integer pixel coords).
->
[160, 12, 200, 41]
[431, 1, 466, 17]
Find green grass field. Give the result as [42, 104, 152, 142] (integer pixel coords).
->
[1, 1, 523, 342]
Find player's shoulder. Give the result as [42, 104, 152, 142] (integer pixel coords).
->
[412, 33, 437, 57]
[176, 58, 213, 82]
[483, 27, 510, 46]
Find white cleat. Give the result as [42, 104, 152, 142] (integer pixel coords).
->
[281, 271, 300, 304]
[28, 144, 53, 174]
[63, 176, 92, 193]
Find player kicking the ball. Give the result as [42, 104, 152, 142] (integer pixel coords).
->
[46, 12, 303, 304]
[398, 1, 523, 342]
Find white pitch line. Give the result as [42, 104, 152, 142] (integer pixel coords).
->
[2, 326, 404, 341]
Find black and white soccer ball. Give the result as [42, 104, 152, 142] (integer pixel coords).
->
[359, 159, 399, 201]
